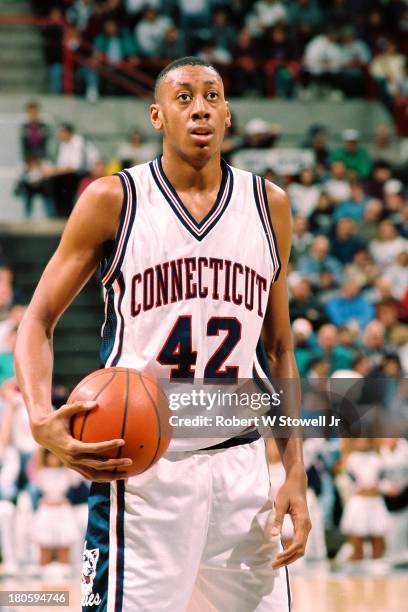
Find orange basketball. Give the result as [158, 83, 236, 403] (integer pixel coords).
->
[69, 367, 172, 477]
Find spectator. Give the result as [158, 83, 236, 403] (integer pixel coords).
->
[196, 39, 232, 65]
[323, 160, 351, 203]
[292, 317, 315, 376]
[326, 278, 375, 329]
[361, 319, 388, 366]
[247, 0, 287, 34]
[383, 251, 408, 301]
[287, 0, 322, 53]
[298, 235, 343, 287]
[288, 166, 321, 217]
[263, 24, 297, 98]
[134, 7, 173, 57]
[157, 26, 187, 60]
[369, 220, 407, 266]
[233, 28, 264, 96]
[340, 25, 371, 97]
[177, 0, 211, 33]
[49, 124, 97, 216]
[289, 274, 326, 329]
[314, 324, 354, 374]
[20, 102, 50, 162]
[370, 38, 406, 109]
[365, 161, 392, 200]
[367, 125, 403, 168]
[302, 124, 331, 174]
[333, 180, 369, 223]
[211, 7, 237, 56]
[359, 199, 383, 243]
[344, 247, 379, 288]
[308, 192, 335, 235]
[67, 0, 94, 32]
[43, 7, 65, 95]
[331, 129, 372, 179]
[291, 215, 314, 263]
[14, 157, 55, 218]
[330, 217, 365, 264]
[302, 26, 345, 96]
[117, 127, 158, 168]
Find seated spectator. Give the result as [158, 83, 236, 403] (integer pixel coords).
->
[157, 26, 187, 60]
[247, 0, 287, 34]
[233, 28, 264, 96]
[289, 274, 326, 329]
[383, 179, 405, 219]
[364, 161, 392, 200]
[243, 118, 280, 149]
[291, 215, 314, 263]
[117, 127, 158, 168]
[14, 157, 55, 218]
[330, 217, 366, 264]
[302, 26, 345, 96]
[292, 317, 316, 376]
[288, 166, 321, 217]
[326, 278, 375, 329]
[370, 38, 406, 109]
[340, 25, 371, 97]
[360, 319, 389, 367]
[49, 124, 98, 216]
[287, 0, 322, 53]
[263, 24, 297, 98]
[344, 247, 379, 288]
[67, 0, 94, 32]
[211, 6, 237, 56]
[331, 129, 372, 179]
[298, 235, 343, 287]
[369, 219, 407, 266]
[376, 300, 408, 348]
[367, 125, 403, 168]
[94, 19, 136, 63]
[383, 251, 408, 301]
[359, 199, 383, 243]
[20, 102, 49, 162]
[323, 160, 351, 203]
[77, 160, 106, 197]
[308, 192, 335, 235]
[178, 0, 211, 33]
[333, 180, 369, 223]
[314, 324, 354, 374]
[196, 39, 232, 65]
[301, 124, 331, 174]
[43, 7, 64, 95]
[134, 7, 173, 57]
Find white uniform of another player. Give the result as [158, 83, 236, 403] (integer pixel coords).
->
[82, 159, 292, 611]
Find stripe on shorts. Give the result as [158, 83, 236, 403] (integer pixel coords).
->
[252, 175, 281, 282]
[101, 170, 137, 287]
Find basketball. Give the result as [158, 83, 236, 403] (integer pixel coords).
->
[69, 367, 172, 477]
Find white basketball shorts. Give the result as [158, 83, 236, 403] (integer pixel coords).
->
[81, 438, 292, 611]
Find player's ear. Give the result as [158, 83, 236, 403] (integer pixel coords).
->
[150, 103, 163, 131]
[225, 101, 231, 129]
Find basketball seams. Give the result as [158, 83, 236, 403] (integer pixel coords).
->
[78, 369, 117, 441]
[137, 372, 163, 471]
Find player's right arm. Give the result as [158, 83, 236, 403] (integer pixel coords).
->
[15, 176, 133, 482]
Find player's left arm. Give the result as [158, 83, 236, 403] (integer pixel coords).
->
[262, 180, 311, 569]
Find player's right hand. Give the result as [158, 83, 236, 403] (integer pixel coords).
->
[31, 400, 132, 482]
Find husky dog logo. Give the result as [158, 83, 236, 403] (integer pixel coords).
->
[82, 541, 101, 606]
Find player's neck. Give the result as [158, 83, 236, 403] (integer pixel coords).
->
[161, 149, 222, 194]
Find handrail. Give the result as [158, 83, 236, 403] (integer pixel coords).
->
[0, 13, 154, 97]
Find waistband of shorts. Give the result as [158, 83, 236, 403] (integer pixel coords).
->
[198, 429, 261, 451]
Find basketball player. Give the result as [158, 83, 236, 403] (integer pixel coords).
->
[15, 57, 311, 611]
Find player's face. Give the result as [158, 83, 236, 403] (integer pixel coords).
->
[150, 66, 231, 164]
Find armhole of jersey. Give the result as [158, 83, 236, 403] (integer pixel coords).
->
[101, 169, 137, 288]
[252, 174, 281, 282]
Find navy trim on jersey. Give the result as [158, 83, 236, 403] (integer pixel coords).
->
[260, 177, 281, 281]
[100, 286, 116, 366]
[101, 170, 137, 288]
[114, 480, 125, 612]
[149, 157, 234, 241]
[285, 565, 292, 611]
[252, 175, 281, 282]
[82, 483, 110, 612]
[111, 273, 126, 366]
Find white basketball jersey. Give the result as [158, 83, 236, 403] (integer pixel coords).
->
[99, 158, 281, 450]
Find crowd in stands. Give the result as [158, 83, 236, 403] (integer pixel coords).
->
[27, 1, 408, 132]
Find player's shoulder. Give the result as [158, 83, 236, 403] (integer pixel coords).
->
[84, 174, 122, 201]
[264, 179, 290, 212]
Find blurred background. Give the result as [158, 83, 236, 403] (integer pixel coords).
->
[0, 1, 407, 611]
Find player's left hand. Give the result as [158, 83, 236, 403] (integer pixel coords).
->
[270, 465, 311, 570]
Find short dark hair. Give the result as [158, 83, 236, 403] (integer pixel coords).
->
[59, 122, 74, 134]
[154, 56, 221, 99]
